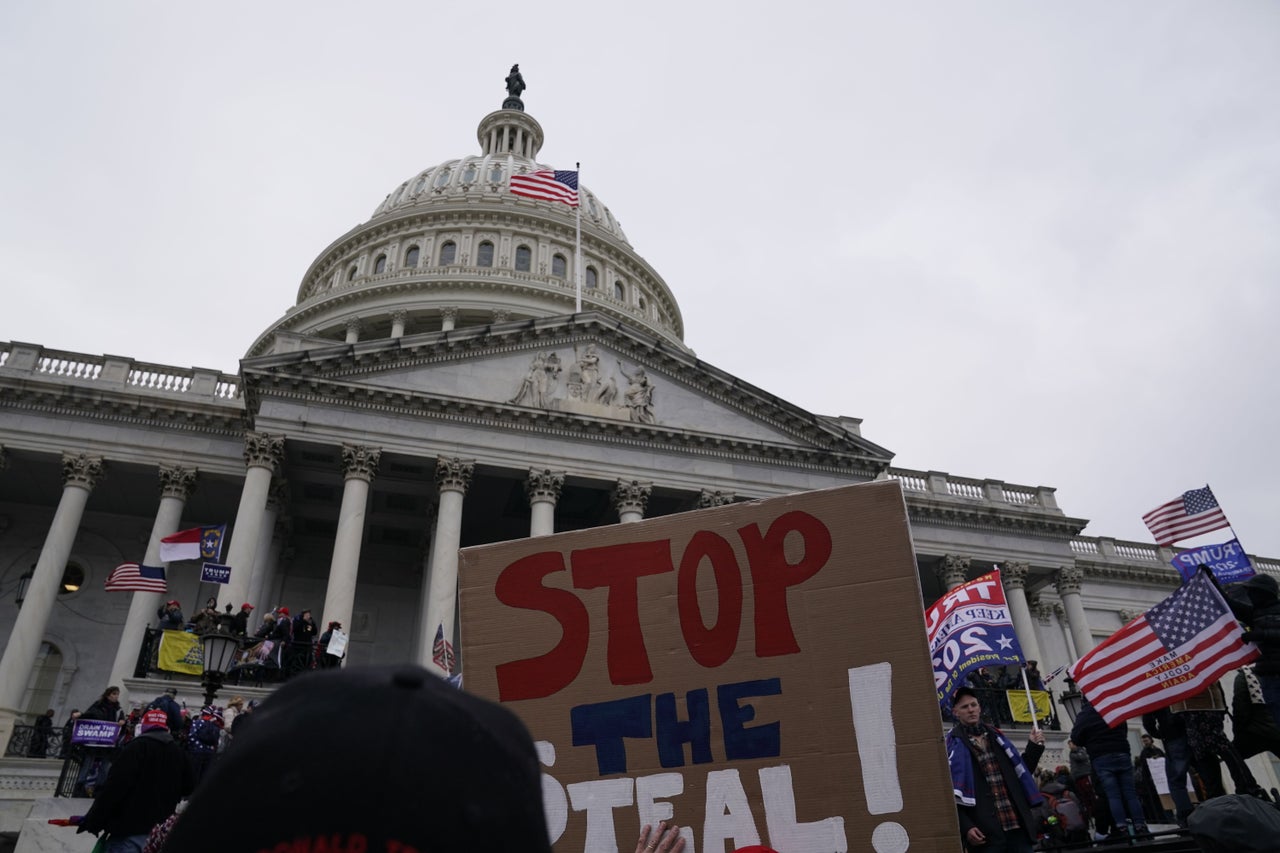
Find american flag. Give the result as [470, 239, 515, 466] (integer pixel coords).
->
[104, 562, 167, 593]
[1070, 570, 1258, 725]
[432, 623, 455, 674]
[1142, 486, 1229, 546]
[509, 169, 578, 207]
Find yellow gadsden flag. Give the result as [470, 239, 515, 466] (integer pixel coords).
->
[1007, 689, 1052, 723]
[157, 629, 203, 675]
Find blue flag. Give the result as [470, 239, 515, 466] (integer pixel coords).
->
[1171, 538, 1254, 584]
[924, 569, 1026, 706]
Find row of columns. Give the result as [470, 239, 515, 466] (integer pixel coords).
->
[0, 436, 742, 709]
[935, 555, 1094, 663]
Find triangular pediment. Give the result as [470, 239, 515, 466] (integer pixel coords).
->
[241, 315, 893, 468]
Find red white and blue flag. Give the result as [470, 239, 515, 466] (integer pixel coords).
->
[1070, 569, 1259, 725]
[104, 563, 167, 593]
[159, 524, 226, 563]
[509, 169, 579, 207]
[1142, 486, 1229, 546]
[432, 623, 455, 674]
[925, 569, 1026, 706]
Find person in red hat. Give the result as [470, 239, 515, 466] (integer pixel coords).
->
[155, 600, 184, 630]
[229, 602, 254, 638]
[75, 707, 193, 850]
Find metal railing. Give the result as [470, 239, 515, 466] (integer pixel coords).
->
[134, 627, 320, 687]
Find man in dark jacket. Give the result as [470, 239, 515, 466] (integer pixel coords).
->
[147, 687, 182, 735]
[78, 707, 193, 850]
[947, 686, 1045, 851]
[1228, 574, 1280, 731]
[1143, 706, 1196, 826]
[1071, 701, 1148, 837]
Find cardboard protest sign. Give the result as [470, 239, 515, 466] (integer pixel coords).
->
[459, 481, 959, 853]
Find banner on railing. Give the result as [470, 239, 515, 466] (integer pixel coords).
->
[70, 720, 121, 747]
[157, 629, 203, 675]
[1006, 689, 1051, 723]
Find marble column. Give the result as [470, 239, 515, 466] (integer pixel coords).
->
[423, 458, 473, 676]
[440, 306, 458, 332]
[220, 432, 284, 610]
[613, 479, 652, 524]
[1055, 566, 1094, 655]
[320, 445, 381, 644]
[696, 489, 735, 509]
[414, 502, 438, 666]
[390, 309, 407, 339]
[1053, 603, 1078, 661]
[345, 318, 361, 344]
[999, 561, 1042, 666]
[527, 469, 565, 537]
[246, 481, 289, 612]
[936, 554, 970, 592]
[0, 453, 105, 711]
[107, 464, 197, 703]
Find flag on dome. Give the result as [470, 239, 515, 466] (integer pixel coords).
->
[1069, 569, 1258, 726]
[432, 623, 455, 674]
[159, 524, 226, 563]
[104, 563, 167, 593]
[1142, 486, 1230, 546]
[510, 169, 579, 207]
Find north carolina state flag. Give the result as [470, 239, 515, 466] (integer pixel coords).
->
[159, 524, 226, 563]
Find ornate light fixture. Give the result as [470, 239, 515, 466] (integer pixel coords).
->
[1059, 675, 1084, 724]
[200, 628, 242, 707]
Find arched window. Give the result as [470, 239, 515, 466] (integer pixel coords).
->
[462, 165, 477, 183]
[439, 241, 457, 266]
[515, 245, 532, 272]
[638, 295, 646, 312]
[412, 176, 426, 195]
[404, 246, 420, 268]
[552, 254, 567, 279]
[60, 563, 84, 595]
[614, 280, 626, 301]
[477, 241, 494, 267]
[373, 254, 388, 275]
[434, 168, 451, 188]
[585, 266, 598, 290]
[347, 265, 358, 281]
[489, 164, 504, 183]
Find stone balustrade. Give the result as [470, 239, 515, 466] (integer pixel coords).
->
[887, 466, 1060, 511]
[0, 342, 240, 401]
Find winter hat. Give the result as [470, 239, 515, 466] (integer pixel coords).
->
[163, 665, 551, 853]
[139, 708, 170, 732]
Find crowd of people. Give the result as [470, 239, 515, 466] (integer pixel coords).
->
[151, 598, 347, 677]
[947, 571, 1280, 851]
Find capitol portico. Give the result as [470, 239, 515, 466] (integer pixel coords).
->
[0, 78, 1277, 837]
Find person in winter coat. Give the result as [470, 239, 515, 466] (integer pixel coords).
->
[185, 706, 224, 788]
[317, 621, 345, 669]
[1071, 701, 1148, 837]
[77, 708, 193, 851]
[155, 600, 184, 630]
[1231, 665, 1280, 761]
[147, 688, 183, 735]
[1227, 573, 1280, 731]
[229, 603, 254, 637]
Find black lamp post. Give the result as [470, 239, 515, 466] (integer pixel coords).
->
[14, 567, 34, 608]
[1059, 675, 1084, 724]
[200, 628, 241, 708]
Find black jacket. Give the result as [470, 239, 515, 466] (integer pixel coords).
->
[79, 730, 193, 838]
[1227, 574, 1280, 676]
[1071, 704, 1130, 758]
[950, 725, 1044, 847]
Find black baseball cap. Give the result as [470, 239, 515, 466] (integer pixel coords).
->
[164, 665, 552, 852]
[951, 686, 980, 707]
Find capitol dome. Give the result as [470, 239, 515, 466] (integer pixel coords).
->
[246, 94, 685, 358]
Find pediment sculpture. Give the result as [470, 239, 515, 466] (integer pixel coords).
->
[510, 344, 656, 424]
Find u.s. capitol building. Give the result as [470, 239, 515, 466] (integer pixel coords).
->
[0, 76, 1276, 830]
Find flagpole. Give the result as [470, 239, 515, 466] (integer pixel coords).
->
[1020, 666, 1040, 732]
[574, 161, 582, 314]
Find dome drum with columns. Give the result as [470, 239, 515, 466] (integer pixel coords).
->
[0, 70, 1278, 830]
[249, 102, 682, 359]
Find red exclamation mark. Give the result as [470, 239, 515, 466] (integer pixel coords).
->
[848, 663, 910, 853]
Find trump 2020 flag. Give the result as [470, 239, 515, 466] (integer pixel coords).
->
[1070, 569, 1259, 725]
[925, 568, 1025, 705]
[1171, 538, 1254, 585]
[159, 524, 226, 563]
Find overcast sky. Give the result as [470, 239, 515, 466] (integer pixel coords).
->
[2, 2, 1276, 557]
